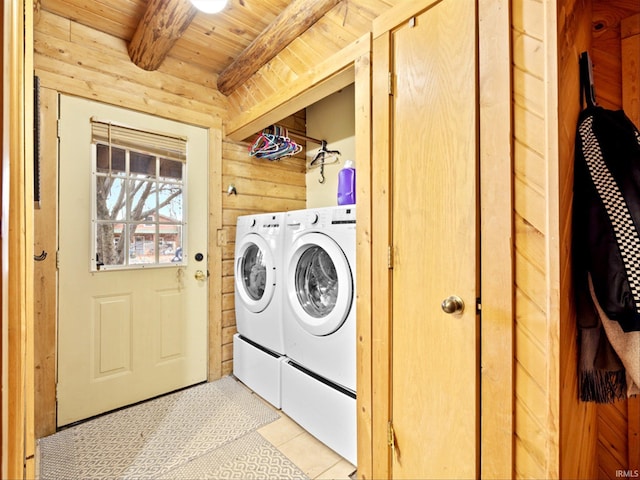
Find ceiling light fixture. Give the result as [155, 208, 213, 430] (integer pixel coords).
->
[190, 0, 228, 14]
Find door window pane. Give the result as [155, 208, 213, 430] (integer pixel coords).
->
[160, 158, 183, 180]
[130, 179, 157, 220]
[95, 223, 126, 267]
[96, 177, 126, 221]
[96, 144, 125, 174]
[93, 142, 185, 271]
[130, 151, 155, 176]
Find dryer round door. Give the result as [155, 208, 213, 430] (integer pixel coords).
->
[235, 233, 276, 313]
[286, 232, 353, 336]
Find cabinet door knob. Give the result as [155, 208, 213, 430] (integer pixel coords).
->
[441, 295, 464, 315]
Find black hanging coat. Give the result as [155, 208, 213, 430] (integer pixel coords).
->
[573, 106, 640, 335]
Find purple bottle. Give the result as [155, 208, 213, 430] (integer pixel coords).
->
[337, 160, 356, 205]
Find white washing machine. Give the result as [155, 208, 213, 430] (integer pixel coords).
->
[233, 212, 286, 408]
[281, 205, 357, 464]
[282, 206, 356, 390]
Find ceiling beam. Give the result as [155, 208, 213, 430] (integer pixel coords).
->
[128, 0, 197, 71]
[217, 0, 342, 96]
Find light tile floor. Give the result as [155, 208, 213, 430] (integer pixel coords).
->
[257, 413, 356, 480]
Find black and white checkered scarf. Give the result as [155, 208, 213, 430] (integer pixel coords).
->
[573, 106, 640, 402]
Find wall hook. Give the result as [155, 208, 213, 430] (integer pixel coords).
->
[227, 184, 237, 196]
[34, 250, 47, 261]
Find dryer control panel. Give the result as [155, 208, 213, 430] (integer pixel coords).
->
[331, 206, 356, 225]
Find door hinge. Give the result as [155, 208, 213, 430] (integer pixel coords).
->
[476, 297, 482, 314]
[56, 250, 60, 270]
[388, 421, 398, 461]
[387, 245, 393, 269]
[56, 118, 61, 139]
[388, 72, 393, 96]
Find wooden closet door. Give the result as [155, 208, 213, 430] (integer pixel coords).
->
[385, 1, 479, 478]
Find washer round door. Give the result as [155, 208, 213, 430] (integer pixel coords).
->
[235, 233, 276, 313]
[286, 232, 353, 336]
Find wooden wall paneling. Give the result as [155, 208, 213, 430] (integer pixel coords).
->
[287, 36, 327, 67]
[25, 0, 36, 475]
[323, 1, 373, 37]
[590, 2, 640, 474]
[38, 0, 144, 40]
[557, 0, 600, 478]
[621, 13, 640, 123]
[208, 126, 224, 381]
[34, 11, 228, 122]
[512, 0, 556, 475]
[353, 46, 372, 480]
[370, 30, 391, 480]
[33, 87, 58, 438]
[591, 1, 640, 110]
[629, 398, 640, 469]
[221, 147, 306, 212]
[1, 2, 3, 471]
[513, 365, 548, 476]
[272, 49, 313, 84]
[478, 0, 514, 476]
[3, 0, 35, 477]
[598, 402, 629, 475]
[622, 12, 640, 470]
[513, 165, 546, 236]
[542, 0, 560, 476]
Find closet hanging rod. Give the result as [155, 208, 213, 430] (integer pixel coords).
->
[286, 128, 323, 145]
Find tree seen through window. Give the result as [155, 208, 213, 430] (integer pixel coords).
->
[94, 143, 185, 269]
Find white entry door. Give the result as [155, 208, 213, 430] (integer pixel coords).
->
[57, 95, 209, 427]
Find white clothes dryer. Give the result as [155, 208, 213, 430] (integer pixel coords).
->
[282, 205, 356, 391]
[233, 212, 286, 408]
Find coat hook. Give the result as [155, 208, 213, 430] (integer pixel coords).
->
[227, 184, 237, 196]
[34, 250, 47, 261]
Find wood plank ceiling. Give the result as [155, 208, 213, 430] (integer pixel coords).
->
[38, 0, 389, 96]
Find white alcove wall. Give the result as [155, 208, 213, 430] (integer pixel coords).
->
[305, 84, 356, 208]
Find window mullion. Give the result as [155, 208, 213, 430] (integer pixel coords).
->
[155, 156, 160, 264]
[125, 149, 131, 266]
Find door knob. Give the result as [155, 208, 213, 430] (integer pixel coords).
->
[194, 270, 207, 281]
[441, 295, 464, 314]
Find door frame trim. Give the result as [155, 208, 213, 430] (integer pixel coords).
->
[370, 0, 513, 478]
